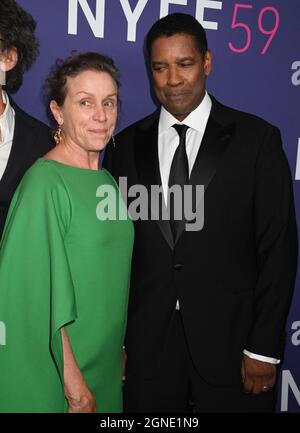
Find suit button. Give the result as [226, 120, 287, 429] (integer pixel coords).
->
[174, 263, 183, 271]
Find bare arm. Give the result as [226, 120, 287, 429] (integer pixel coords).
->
[61, 327, 96, 413]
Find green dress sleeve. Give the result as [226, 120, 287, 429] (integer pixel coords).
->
[0, 162, 76, 412]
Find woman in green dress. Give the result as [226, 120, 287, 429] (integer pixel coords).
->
[0, 52, 134, 412]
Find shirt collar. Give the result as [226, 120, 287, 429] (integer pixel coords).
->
[0, 90, 15, 140]
[159, 92, 212, 135]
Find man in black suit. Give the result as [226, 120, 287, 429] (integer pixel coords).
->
[104, 13, 298, 412]
[0, 0, 53, 236]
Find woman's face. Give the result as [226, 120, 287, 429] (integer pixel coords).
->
[52, 69, 118, 153]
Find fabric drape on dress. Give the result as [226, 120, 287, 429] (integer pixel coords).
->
[0, 166, 76, 412]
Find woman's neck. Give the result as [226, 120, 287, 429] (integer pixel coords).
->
[44, 141, 100, 171]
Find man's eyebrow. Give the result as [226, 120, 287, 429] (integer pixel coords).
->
[175, 56, 195, 62]
[152, 56, 195, 63]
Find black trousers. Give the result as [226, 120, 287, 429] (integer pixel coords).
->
[124, 311, 276, 413]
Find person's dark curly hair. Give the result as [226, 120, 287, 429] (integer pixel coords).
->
[146, 13, 208, 59]
[45, 51, 120, 124]
[0, 0, 39, 93]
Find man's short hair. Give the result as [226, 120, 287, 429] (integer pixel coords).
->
[0, 0, 39, 93]
[146, 13, 208, 59]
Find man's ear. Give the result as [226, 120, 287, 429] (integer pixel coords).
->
[0, 46, 18, 72]
[203, 49, 212, 77]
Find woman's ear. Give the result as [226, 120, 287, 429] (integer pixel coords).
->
[50, 100, 64, 125]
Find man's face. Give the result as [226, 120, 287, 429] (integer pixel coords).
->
[150, 33, 212, 121]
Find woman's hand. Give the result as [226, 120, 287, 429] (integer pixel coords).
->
[61, 327, 97, 413]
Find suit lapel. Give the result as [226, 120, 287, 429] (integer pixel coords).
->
[134, 99, 235, 249]
[174, 99, 235, 244]
[134, 113, 161, 192]
[189, 116, 235, 191]
[134, 112, 174, 250]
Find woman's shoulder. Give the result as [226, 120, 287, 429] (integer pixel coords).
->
[23, 158, 63, 180]
[19, 159, 69, 195]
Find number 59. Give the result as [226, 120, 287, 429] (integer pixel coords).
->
[228, 3, 280, 55]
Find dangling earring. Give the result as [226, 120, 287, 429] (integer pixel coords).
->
[54, 125, 62, 145]
[111, 135, 115, 148]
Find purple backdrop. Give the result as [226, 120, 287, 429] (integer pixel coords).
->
[15, 0, 300, 412]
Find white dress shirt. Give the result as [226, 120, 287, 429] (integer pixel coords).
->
[158, 92, 212, 205]
[157, 92, 279, 365]
[0, 90, 15, 180]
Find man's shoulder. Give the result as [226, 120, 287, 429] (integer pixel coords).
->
[116, 110, 159, 141]
[11, 97, 53, 152]
[11, 98, 50, 132]
[211, 96, 278, 131]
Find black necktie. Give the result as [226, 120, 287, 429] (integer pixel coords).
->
[168, 124, 189, 241]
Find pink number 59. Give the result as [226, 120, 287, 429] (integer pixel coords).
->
[229, 3, 280, 54]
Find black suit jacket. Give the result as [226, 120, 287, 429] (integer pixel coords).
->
[0, 98, 54, 237]
[104, 96, 298, 386]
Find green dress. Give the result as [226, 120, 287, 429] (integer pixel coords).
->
[0, 159, 134, 413]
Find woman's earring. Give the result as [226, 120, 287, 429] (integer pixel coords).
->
[112, 135, 115, 148]
[54, 125, 62, 145]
